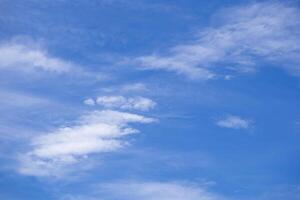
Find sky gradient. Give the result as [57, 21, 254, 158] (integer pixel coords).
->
[0, 0, 300, 200]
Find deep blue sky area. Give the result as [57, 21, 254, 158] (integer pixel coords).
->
[0, 1, 300, 200]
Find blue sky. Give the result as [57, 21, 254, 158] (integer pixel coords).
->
[0, 0, 300, 199]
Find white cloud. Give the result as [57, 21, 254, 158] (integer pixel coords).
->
[18, 110, 156, 177]
[96, 95, 126, 107]
[0, 42, 73, 73]
[65, 181, 225, 200]
[135, 3, 300, 79]
[83, 98, 96, 106]
[96, 95, 156, 111]
[136, 55, 216, 79]
[216, 115, 252, 129]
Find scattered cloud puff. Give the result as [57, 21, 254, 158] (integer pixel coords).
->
[216, 115, 252, 129]
[83, 98, 96, 106]
[0, 42, 73, 73]
[18, 110, 155, 177]
[88, 95, 156, 111]
[64, 181, 225, 200]
[135, 2, 300, 79]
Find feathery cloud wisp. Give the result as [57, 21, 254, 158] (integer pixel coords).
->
[135, 3, 300, 79]
[0, 43, 73, 73]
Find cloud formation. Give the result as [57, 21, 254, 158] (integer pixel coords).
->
[0, 42, 73, 73]
[95, 95, 156, 111]
[216, 115, 252, 129]
[18, 110, 155, 176]
[136, 2, 300, 79]
[83, 98, 96, 106]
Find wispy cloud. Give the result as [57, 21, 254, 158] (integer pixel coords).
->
[119, 83, 148, 92]
[216, 115, 252, 129]
[64, 181, 225, 200]
[83, 98, 96, 106]
[90, 95, 156, 111]
[63, 182, 300, 200]
[99, 83, 148, 94]
[0, 42, 73, 73]
[135, 2, 300, 79]
[18, 110, 156, 177]
[0, 41, 108, 82]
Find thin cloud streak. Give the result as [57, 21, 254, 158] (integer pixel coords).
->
[0, 41, 108, 81]
[64, 181, 226, 200]
[135, 2, 300, 79]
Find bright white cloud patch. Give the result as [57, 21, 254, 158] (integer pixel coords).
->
[96, 95, 156, 111]
[216, 115, 252, 129]
[18, 110, 155, 177]
[136, 3, 300, 79]
[0, 43, 72, 73]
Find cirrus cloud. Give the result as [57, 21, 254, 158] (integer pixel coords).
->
[135, 2, 300, 79]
